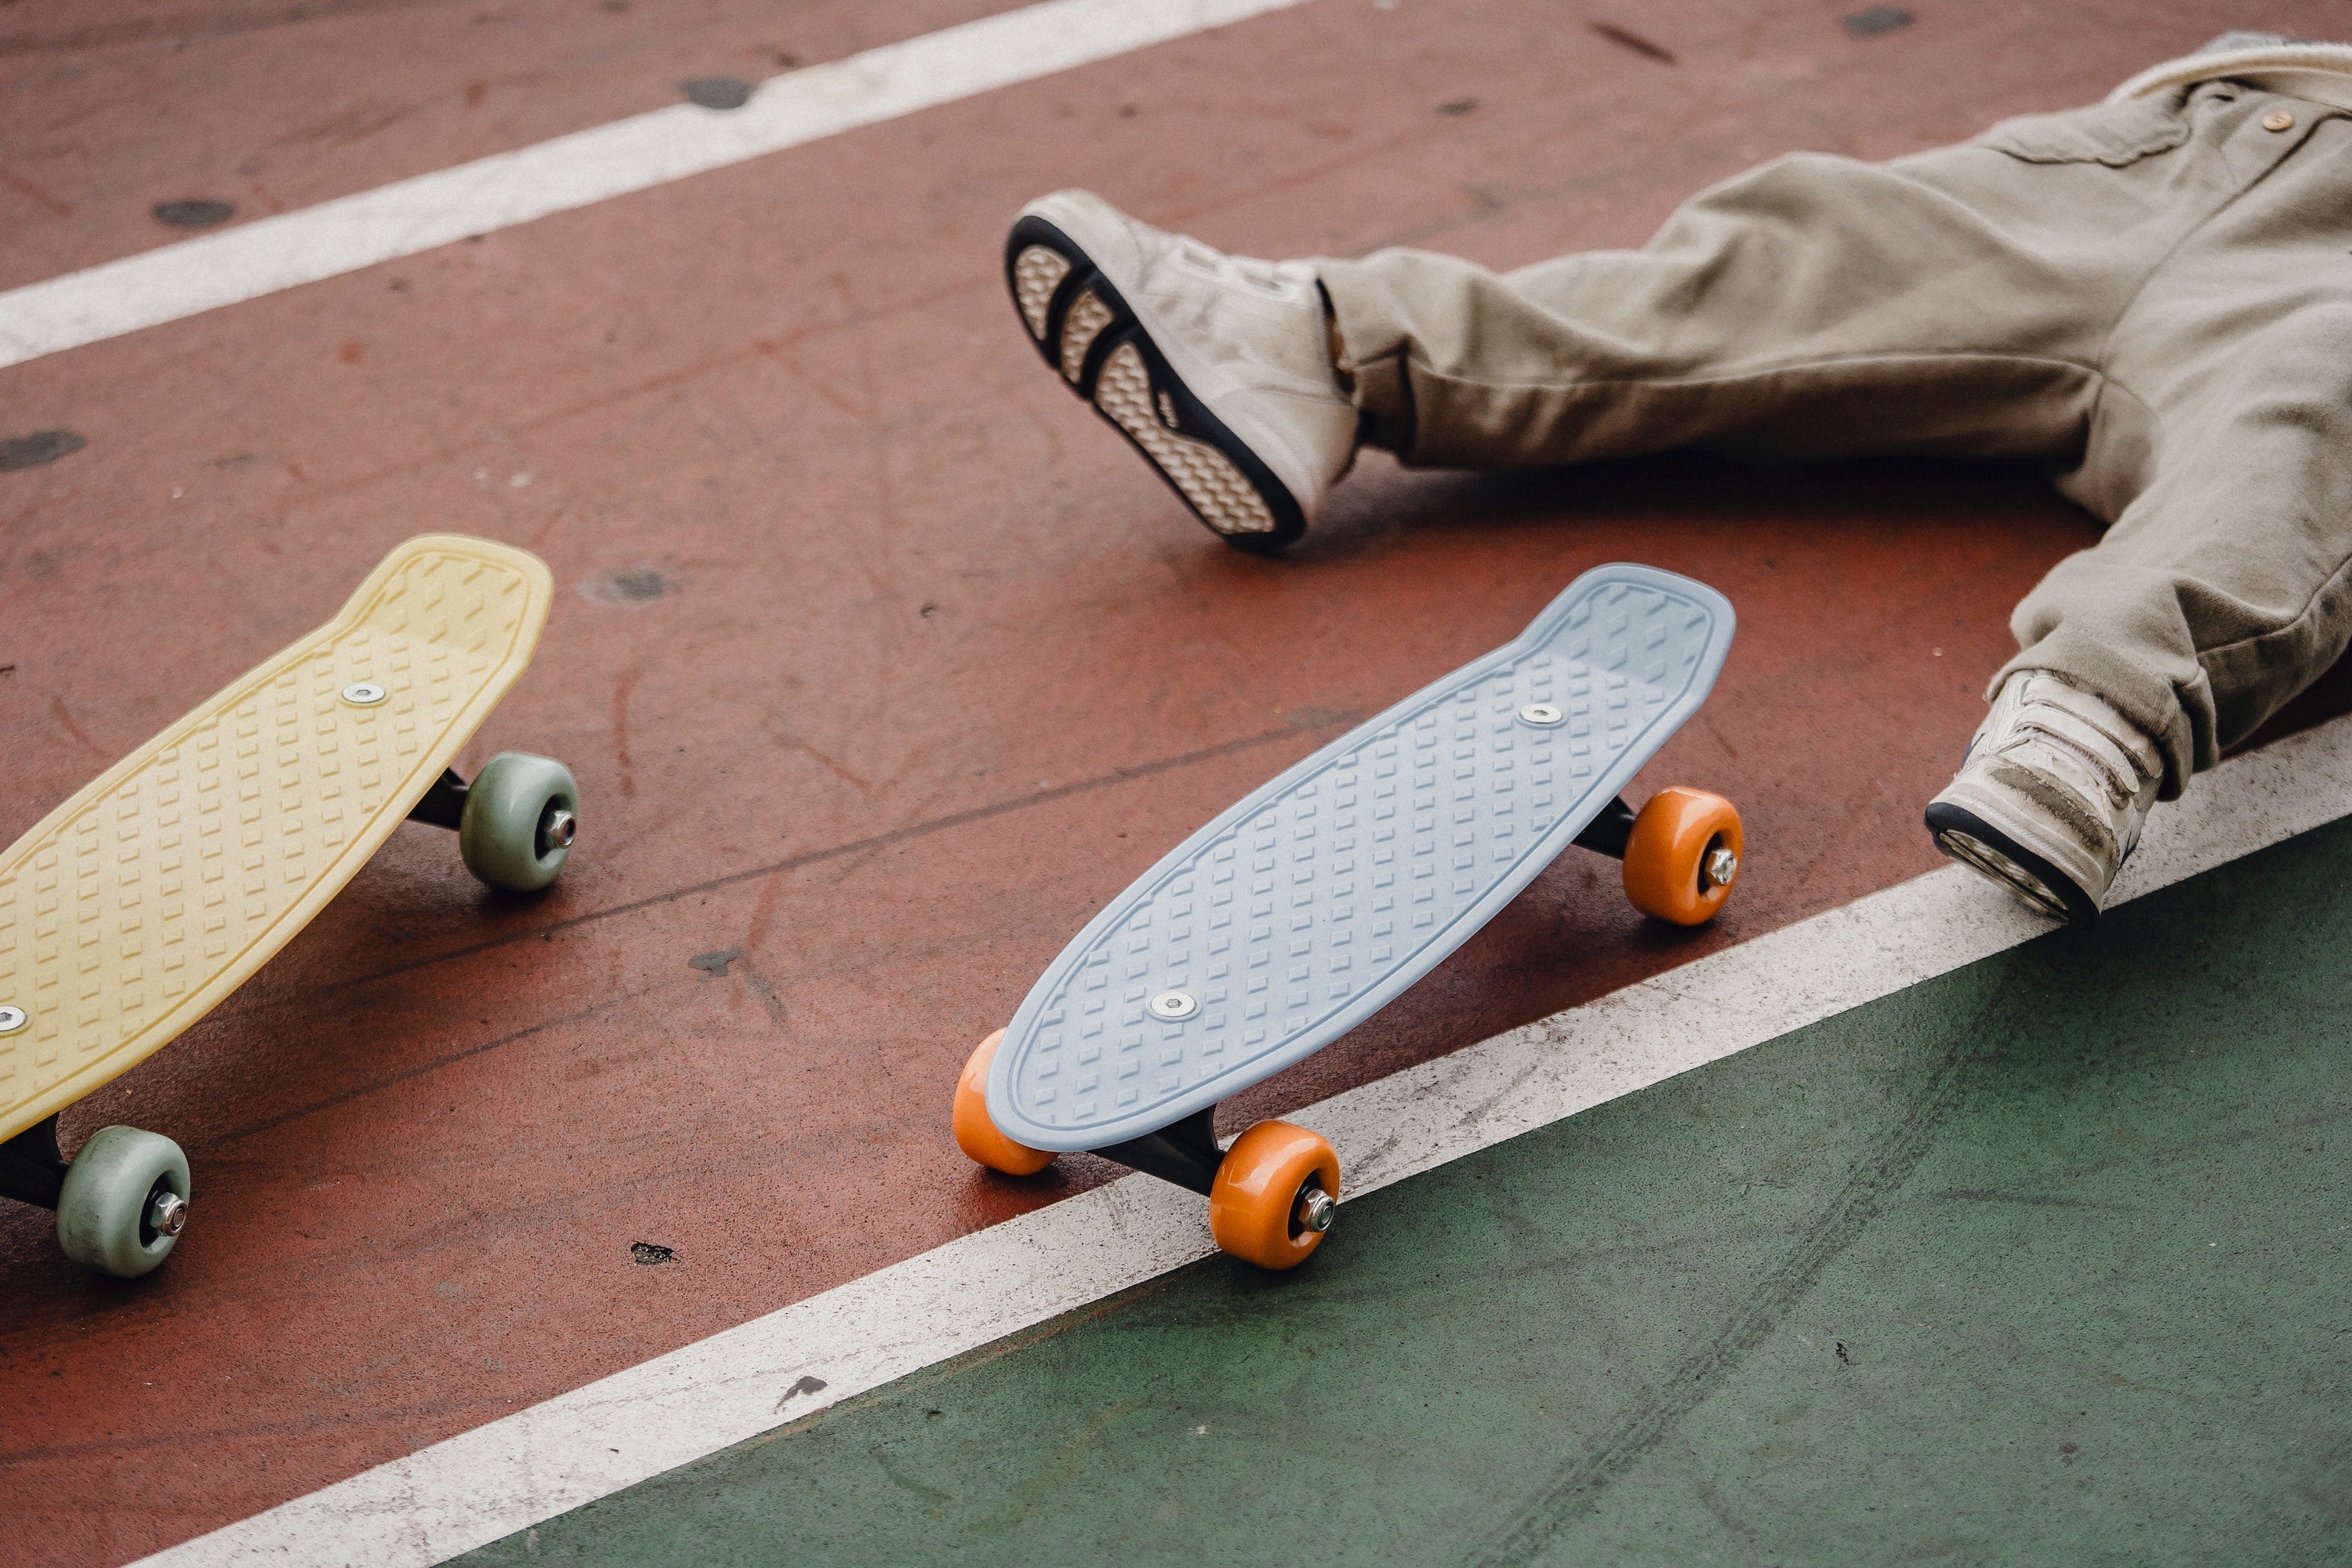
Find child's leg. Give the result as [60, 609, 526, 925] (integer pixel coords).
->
[1319, 94, 2230, 473]
[1009, 89, 2234, 548]
[1999, 369, 2352, 800]
[1926, 292, 2352, 924]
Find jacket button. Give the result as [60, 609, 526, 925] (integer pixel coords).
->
[2263, 109, 2296, 132]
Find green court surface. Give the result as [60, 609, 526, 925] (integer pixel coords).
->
[466, 821, 2352, 1567]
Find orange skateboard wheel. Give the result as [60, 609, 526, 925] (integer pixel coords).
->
[1207, 1120, 1341, 1270]
[1623, 786, 1742, 925]
[953, 1029, 1056, 1176]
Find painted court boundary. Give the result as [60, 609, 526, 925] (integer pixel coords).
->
[138, 711, 2352, 1566]
[0, 0, 1312, 372]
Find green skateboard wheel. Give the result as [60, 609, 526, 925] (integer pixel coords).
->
[56, 1126, 191, 1279]
[459, 752, 579, 892]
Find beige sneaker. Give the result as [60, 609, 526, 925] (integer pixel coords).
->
[1006, 191, 1358, 550]
[1924, 670, 2162, 925]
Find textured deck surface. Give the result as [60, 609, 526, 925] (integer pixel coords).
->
[0, 536, 550, 1140]
[994, 565, 1731, 1148]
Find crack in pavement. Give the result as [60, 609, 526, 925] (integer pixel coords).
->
[326, 712, 1358, 996]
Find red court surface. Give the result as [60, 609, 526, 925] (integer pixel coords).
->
[4, 2, 2347, 1562]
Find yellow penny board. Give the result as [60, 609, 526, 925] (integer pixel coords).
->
[0, 535, 554, 1144]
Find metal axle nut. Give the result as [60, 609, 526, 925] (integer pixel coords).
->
[1294, 1185, 1335, 1235]
[146, 1189, 189, 1240]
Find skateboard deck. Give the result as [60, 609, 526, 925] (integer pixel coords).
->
[0, 534, 553, 1147]
[986, 562, 1734, 1153]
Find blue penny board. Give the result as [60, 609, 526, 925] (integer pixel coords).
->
[989, 563, 1736, 1152]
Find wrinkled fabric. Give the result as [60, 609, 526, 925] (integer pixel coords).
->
[1320, 76, 2352, 797]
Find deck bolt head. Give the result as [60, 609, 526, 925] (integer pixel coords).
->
[1149, 990, 1198, 1022]
[340, 681, 387, 706]
[1518, 702, 1564, 728]
[1294, 1185, 1335, 1235]
[146, 1189, 188, 1239]
[1704, 844, 1740, 889]
[0, 1004, 24, 1035]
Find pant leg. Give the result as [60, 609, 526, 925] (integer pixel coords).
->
[1999, 100, 2352, 795]
[1316, 87, 2235, 477]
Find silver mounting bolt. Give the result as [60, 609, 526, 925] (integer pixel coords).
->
[540, 807, 578, 851]
[0, 1005, 24, 1035]
[1148, 990, 1198, 1022]
[1704, 844, 1740, 889]
[1294, 1185, 1335, 1235]
[146, 1188, 189, 1239]
[340, 681, 388, 706]
[1517, 702, 1564, 728]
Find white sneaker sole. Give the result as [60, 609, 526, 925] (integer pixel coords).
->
[1005, 214, 1305, 549]
[1924, 800, 2100, 925]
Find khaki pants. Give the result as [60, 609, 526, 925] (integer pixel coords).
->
[1321, 82, 2352, 797]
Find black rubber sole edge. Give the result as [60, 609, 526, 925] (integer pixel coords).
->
[1004, 213, 1307, 553]
[1923, 800, 2102, 926]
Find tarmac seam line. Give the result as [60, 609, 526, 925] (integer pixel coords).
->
[328, 710, 1356, 995]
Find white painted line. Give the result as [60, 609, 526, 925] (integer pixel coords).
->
[0, 0, 1314, 372]
[136, 712, 2352, 1567]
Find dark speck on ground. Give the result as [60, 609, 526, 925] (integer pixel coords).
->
[0, 430, 86, 471]
[681, 77, 754, 110]
[1842, 6, 1914, 38]
[582, 567, 674, 604]
[152, 199, 234, 227]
